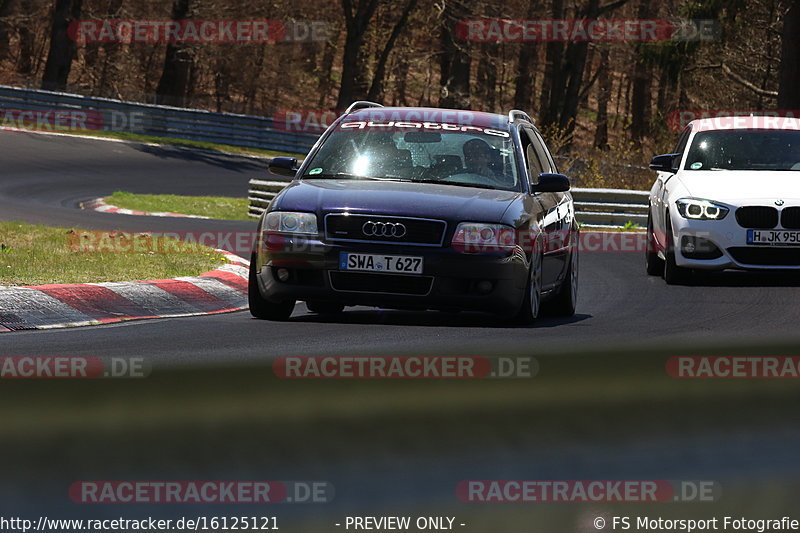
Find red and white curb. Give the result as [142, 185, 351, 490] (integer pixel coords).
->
[80, 198, 210, 219]
[0, 250, 249, 332]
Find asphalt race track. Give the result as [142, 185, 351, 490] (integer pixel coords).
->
[4, 130, 800, 528]
[2, 130, 800, 362]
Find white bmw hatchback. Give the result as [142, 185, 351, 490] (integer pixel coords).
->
[646, 116, 800, 284]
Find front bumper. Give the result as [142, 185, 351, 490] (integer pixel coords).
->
[254, 235, 530, 313]
[671, 209, 800, 270]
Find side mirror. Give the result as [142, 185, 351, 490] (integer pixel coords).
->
[268, 157, 299, 178]
[532, 173, 570, 193]
[649, 153, 681, 173]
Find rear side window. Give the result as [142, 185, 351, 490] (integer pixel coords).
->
[519, 127, 547, 181]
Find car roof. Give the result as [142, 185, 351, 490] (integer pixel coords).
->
[688, 115, 800, 132]
[345, 106, 511, 130]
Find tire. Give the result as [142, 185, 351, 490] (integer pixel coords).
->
[248, 253, 295, 320]
[515, 241, 543, 325]
[306, 301, 345, 315]
[663, 216, 691, 285]
[544, 238, 578, 317]
[645, 211, 665, 276]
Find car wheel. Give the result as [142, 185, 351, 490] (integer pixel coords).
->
[645, 211, 665, 276]
[248, 253, 295, 320]
[663, 216, 691, 285]
[515, 240, 543, 325]
[544, 238, 578, 317]
[306, 301, 345, 315]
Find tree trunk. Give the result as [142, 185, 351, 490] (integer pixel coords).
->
[317, 38, 338, 108]
[630, 0, 655, 145]
[41, 0, 83, 91]
[778, 0, 800, 109]
[538, 0, 565, 128]
[0, 0, 14, 61]
[336, 0, 380, 110]
[594, 46, 610, 150]
[15, 0, 34, 74]
[513, 0, 539, 111]
[367, 0, 418, 102]
[155, 0, 195, 107]
[477, 42, 498, 110]
[558, 0, 601, 145]
[439, 0, 473, 109]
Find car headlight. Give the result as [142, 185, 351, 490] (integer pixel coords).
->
[452, 222, 516, 252]
[263, 211, 318, 235]
[675, 198, 729, 220]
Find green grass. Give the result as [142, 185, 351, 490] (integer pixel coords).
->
[106, 191, 251, 220]
[69, 129, 305, 159]
[0, 221, 227, 286]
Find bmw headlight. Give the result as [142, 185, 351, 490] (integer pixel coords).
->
[263, 211, 318, 235]
[675, 198, 729, 220]
[452, 222, 516, 252]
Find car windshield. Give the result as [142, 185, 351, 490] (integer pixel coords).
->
[301, 123, 521, 191]
[684, 130, 800, 171]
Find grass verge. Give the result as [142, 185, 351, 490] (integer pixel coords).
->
[68, 129, 305, 159]
[106, 191, 251, 221]
[0, 221, 227, 285]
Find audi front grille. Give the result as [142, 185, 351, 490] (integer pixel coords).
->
[324, 214, 447, 246]
[735, 206, 778, 229]
[329, 272, 434, 295]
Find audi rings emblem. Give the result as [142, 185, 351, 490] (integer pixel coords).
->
[362, 221, 407, 238]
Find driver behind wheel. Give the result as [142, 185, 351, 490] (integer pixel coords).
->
[462, 138, 511, 187]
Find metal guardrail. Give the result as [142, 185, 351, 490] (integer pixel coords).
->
[571, 187, 649, 228]
[0, 85, 319, 154]
[248, 179, 291, 218]
[248, 178, 650, 228]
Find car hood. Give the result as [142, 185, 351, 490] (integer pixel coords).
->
[675, 170, 800, 204]
[273, 179, 521, 222]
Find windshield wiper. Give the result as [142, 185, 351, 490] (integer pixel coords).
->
[302, 172, 408, 181]
[414, 179, 508, 191]
[301, 172, 363, 179]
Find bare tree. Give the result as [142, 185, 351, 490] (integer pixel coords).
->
[336, 0, 379, 109]
[367, 0, 419, 102]
[41, 0, 83, 91]
[0, 0, 15, 60]
[594, 45, 610, 150]
[439, 0, 473, 109]
[778, 0, 800, 109]
[630, 0, 656, 144]
[155, 0, 195, 106]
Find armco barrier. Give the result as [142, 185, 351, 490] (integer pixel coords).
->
[248, 179, 291, 218]
[570, 187, 649, 227]
[248, 178, 650, 228]
[0, 85, 319, 154]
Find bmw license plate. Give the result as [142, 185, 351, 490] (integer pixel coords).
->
[339, 253, 423, 274]
[747, 229, 800, 246]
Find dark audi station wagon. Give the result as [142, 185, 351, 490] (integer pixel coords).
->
[249, 102, 578, 323]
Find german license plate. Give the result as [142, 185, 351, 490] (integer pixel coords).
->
[747, 229, 800, 246]
[339, 253, 423, 274]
